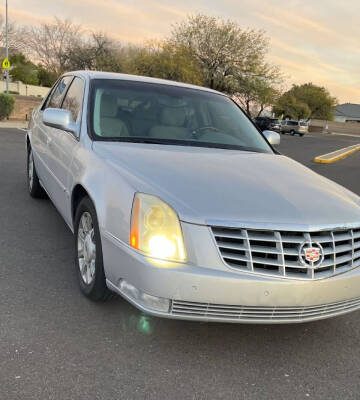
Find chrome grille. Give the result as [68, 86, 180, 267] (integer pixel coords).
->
[171, 297, 360, 322]
[212, 226, 360, 279]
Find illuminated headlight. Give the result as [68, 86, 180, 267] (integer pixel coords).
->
[130, 193, 186, 262]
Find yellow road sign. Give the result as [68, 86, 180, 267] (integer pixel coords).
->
[2, 58, 10, 70]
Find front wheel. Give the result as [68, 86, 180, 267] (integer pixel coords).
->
[74, 196, 114, 301]
[27, 148, 45, 198]
[290, 130, 295, 136]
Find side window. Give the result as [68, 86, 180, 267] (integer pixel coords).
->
[62, 77, 85, 125]
[45, 76, 73, 109]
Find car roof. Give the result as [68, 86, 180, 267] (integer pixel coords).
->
[69, 70, 225, 96]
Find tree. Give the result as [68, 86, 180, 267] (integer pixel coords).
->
[64, 32, 123, 72]
[275, 83, 337, 120]
[273, 92, 311, 120]
[25, 18, 82, 75]
[169, 14, 270, 93]
[0, 16, 27, 53]
[37, 67, 57, 87]
[127, 41, 204, 85]
[9, 53, 57, 87]
[0, 93, 15, 120]
[235, 71, 281, 116]
[9, 53, 39, 85]
[256, 85, 280, 117]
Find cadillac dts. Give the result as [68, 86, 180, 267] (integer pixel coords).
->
[26, 71, 360, 323]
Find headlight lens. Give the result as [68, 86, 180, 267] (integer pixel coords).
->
[130, 193, 186, 262]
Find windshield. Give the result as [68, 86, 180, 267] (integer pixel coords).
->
[89, 79, 273, 153]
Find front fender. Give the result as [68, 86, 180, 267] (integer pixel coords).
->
[70, 147, 136, 245]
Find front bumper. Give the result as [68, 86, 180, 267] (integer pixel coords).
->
[101, 225, 360, 324]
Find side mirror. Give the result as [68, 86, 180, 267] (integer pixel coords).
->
[263, 130, 280, 146]
[43, 108, 77, 134]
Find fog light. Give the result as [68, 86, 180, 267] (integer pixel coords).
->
[139, 292, 170, 313]
[119, 280, 170, 313]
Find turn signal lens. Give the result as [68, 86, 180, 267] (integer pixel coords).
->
[130, 193, 186, 262]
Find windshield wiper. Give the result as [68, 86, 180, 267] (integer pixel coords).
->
[101, 137, 202, 147]
[104, 137, 177, 145]
[129, 138, 169, 145]
[97, 136, 270, 153]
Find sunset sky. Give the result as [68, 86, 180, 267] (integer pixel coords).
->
[2, 0, 360, 103]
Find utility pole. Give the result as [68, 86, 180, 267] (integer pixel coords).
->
[5, 0, 9, 93]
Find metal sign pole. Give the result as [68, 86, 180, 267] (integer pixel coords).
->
[5, 0, 9, 93]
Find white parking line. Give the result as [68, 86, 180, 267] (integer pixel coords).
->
[331, 132, 360, 138]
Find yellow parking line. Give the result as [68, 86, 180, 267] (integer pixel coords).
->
[314, 144, 360, 163]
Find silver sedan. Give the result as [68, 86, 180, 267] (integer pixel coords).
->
[27, 71, 360, 323]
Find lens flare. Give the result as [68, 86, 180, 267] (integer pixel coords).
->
[148, 235, 176, 259]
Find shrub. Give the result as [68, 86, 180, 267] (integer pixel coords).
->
[0, 93, 15, 120]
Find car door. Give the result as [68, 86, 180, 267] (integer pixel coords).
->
[284, 121, 290, 133]
[33, 76, 74, 199]
[49, 76, 86, 225]
[30, 79, 59, 183]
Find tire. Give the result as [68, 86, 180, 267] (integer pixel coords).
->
[290, 130, 295, 136]
[299, 133, 304, 137]
[27, 148, 46, 198]
[74, 196, 114, 301]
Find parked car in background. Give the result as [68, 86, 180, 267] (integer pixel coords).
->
[26, 71, 360, 324]
[254, 117, 281, 133]
[281, 120, 308, 136]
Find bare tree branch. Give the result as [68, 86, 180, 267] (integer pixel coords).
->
[0, 15, 27, 54]
[24, 18, 82, 75]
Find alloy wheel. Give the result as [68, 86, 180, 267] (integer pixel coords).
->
[77, 212, 96, 285]
[28, 150, 34, 190]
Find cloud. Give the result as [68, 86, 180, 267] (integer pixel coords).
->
[0, 5, 52, 26]
[55, 0, 189, 42]
[2, 0, 360, 102]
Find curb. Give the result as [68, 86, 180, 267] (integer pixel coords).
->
[0, 120, 28, 129]
[314, 144, 360, 163]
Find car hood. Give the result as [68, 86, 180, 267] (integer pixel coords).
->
[93, 142, 360, 229]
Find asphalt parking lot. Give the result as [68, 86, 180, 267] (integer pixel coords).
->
[1, 128, 360, 400]
[279, 132, 360, 195]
